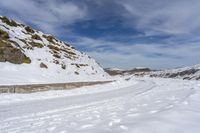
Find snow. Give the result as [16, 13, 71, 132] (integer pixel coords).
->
[1, 77, 200, 133]
[0, 77, 137, 105]
[0, 62, 110, 85]
[0, 18, 110, 85]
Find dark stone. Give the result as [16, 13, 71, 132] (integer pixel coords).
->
[0, 40, 31, 64]
[40, 62, 48, 69]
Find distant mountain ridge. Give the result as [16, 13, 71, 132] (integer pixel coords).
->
[104, 67, 151, 76]
[149, 64, 200, 80]
[106, 64, 200, 80]
[0, 16, 109, 85]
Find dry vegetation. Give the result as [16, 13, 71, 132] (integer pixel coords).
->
[0, 29, 9, 39]
[32, 34, 42, 41]
[29, 41, 44, 48]
[71, 63, 89, 68]
[61, 64, 66, 69]
[25, 26, 35, 34]
[43, 35, 55, 43]
[0, 16, 19, 27]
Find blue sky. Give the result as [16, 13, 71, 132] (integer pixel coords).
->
[1, 0, 200, 69]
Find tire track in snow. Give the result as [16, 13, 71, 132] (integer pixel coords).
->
[0, 80, 155, 121]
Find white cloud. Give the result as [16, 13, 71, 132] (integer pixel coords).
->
[0, 0, 88, 34]
[120, 0, 200, 36]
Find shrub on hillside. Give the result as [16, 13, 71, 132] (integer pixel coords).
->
[53, 54, 61, 59]
[23, 56, 31, 64]
[32, 34, 42, 41]
[61, 64, 66, 69]
[29, 41, 44, 48]
[43, 35, 55, 43]
[0, 16, 18, 27]
[48, 44, 59, 50]
[25, 26, 34, 33]
[0, 29, 9, 39]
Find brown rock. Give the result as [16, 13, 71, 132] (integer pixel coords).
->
[40, 62, 48, 69]
[0, 40, 31, 64]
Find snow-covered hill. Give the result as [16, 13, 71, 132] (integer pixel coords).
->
[105, 65, 200, 81]
[149, 64, 200, 80]
[0, 16, 109, 85]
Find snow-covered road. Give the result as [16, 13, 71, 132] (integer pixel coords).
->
[0, 80, 155, 119]
[1, 77, 200, 133]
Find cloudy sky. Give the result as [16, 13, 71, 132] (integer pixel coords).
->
[1, 0, 200, 69]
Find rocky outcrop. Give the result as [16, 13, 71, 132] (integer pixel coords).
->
[0, 28, 31, 64]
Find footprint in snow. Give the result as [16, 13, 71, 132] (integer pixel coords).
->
[183, 101, 189, 105]
[59, 131, 67, 133]
[119, 125, 129, 131]
[81, 124, 94, 129]
[165, 105, 174, 109]
[149, 110, 159, 114]
[141, 104, 148, 106]
[155, 100, 162, 103]
[129, 108, 138, 112]
[69, 122, 77, 127]
[126, 113, 140, 117]
[108, 118, 121, 127]
[47, 126, 56, 131]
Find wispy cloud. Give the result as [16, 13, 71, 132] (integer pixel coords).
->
[0, 0, 88, 34]
[120, 0, 200, 36]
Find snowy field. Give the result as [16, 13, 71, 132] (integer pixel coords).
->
[0, 77, 200, 133]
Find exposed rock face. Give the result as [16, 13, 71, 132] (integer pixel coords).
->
[0, 42, 31, 64]
[0, 28, 31, 64]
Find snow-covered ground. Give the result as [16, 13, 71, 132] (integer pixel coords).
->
[1, 77, 200, 133]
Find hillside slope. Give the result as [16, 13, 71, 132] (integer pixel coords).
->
[0, 16, 109, 85]
[149, 64, 200, 80]
[105, 65, 200, 81]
